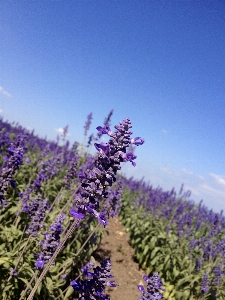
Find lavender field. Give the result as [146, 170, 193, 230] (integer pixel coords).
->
[0, 113, 224, 300]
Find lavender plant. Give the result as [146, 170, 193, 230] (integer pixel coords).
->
[0, 133, 27, 207]
[0, 115, 145, 300]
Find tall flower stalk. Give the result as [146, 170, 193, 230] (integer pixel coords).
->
[0, 133, 27, 207]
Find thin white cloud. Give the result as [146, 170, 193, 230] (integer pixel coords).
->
[181, 168, 193, 175]
[0, 109, 3, 114]
[196, 174, 204, 180]
[55, 128, 64, 134]
[0, 86, 12, 98]
[160, 165, 173, 174]
[210, 173, 225, 187]
[198, 183, 225, 196]
[161, 129, 168, 134]
[54, 128, 70, 136]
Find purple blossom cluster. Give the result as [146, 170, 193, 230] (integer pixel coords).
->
[70, 118, 144, 226]
[81, 259, 95, 278]
[33, 153, 61, 189]
[71, 258, 117, 300]
[201, 273, 210, 294]
[35, 213, 65, 269]
[0, 133, 27, 207]
[62, 153, 78, 189]
[97, 109, 114, 139]
[213, 263, 224, 287]
[138, 273, 165, 300]
[103, 178, 122, 218]
[87, 133, 94, 148]
[62, 125, 69, 141]
[26, 197, 50, 237]
[20, 185, 33, 212]
[84, 112, 93, 136]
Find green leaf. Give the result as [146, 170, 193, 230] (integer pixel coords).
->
[0, 257, 10, 265]
[64, 286, 74, 299]
[173, 266, 179, 279]
[150, 254, 160, 266]
[2, 283, 14, 292]
[148, 236, 157, 250]
[150, 247, 161, 259]
[143, 244, 150, 256]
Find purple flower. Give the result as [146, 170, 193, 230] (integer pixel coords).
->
[137, 273, 165, 300]
[189, 237, 199, 251]
[122, 152, 137, 166]
[61, 274, 67, 280]
[35, 213, 65, 269]
[33, 153, 61, 190]
[62, 154, 78, 189]
[96, 109, 114, 139]
[9, 268, 18, 277]
[130, 137, 145, 146]
[26, 198, 50, 237]
[195, 258, 203, 272]
[96, 126, 113, 136]
[104, 179, 122, 218]
[70, 209, 84, 219]
[0, 133, 27, 206]
[94, 142, 110, 155]
[71, 258, 118, 300]
[24, 194, 40, 216]
[84, 112, 93, 136]
[213, 264, 224, 287]
[201, 273, 210, 294]
[62, 125, 69, 140]
[81, 259, 95, 278]
[87, 133, 94, 147]
[35, 259, 45, 269]
[87, 207, 108, 227]
[21, 185, 33, 212]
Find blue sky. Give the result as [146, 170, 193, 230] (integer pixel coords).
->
[1, 0, 225, 213]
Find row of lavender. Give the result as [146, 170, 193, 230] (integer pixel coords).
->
[119, 176, 225, 299]
[0, 115, 164, 300]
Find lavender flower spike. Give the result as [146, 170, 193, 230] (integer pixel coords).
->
[201, 273, 210, 294]
[81, 259, 95, 278]
[138, 273, 165, 300]
[35, 213, 65, 269]
[70, 117, 144, 225]
[97, 109, 114, 139]
[0, 133, 27, 206]
[84, 112, 93, 136]
[26, 197, 50, 237]
[71, 258, 118, 300]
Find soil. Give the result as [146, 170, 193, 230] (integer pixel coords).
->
[93, 217, 146, 300]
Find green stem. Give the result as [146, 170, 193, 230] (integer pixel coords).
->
[19, 270, 39, 300]
[7, 234, 32, 282]
[75, 222, 101, 257]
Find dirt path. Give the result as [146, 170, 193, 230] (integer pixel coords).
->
[93, 217, 146, 300]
